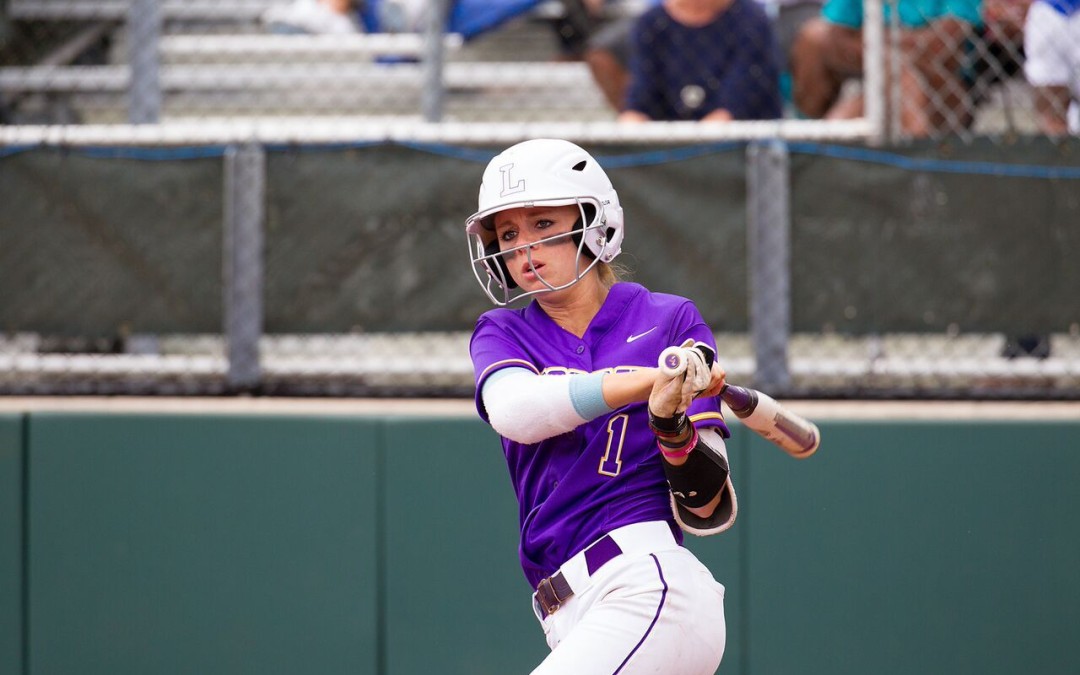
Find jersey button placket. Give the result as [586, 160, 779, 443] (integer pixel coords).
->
[574, 343, 591, 373]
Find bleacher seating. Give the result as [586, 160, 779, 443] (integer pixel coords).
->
[1, 0, 616, 122]
[7, 0, 275, 22]
[159, 33, 465, 63]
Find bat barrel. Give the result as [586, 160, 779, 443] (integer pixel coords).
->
[723, 386, 820, 459]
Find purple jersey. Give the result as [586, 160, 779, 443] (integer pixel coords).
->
[470, 282, 730, 588]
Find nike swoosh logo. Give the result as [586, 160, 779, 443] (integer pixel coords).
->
[626, 327, 658, 343]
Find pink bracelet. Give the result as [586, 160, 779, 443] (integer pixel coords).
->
[657, 427, 698, 459]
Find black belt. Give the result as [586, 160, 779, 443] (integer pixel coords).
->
[535, 534, 623, 618]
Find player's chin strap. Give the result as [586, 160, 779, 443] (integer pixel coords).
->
[657, 424, 738, 537]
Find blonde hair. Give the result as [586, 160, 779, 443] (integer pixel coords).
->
[598, 261, 629, 289]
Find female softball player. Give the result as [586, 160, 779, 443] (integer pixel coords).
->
[466, 138, 738, 674]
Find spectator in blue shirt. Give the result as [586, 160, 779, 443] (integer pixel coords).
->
[585, 0, 661, 110]
[790, 0, 983, 136]
[619, 0, 782, 122]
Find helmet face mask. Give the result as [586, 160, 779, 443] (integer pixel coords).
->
[465, 139, 624, 306]
[468, 199, 609, 306]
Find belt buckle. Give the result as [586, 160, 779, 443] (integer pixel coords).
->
[536, 576, 561, 616]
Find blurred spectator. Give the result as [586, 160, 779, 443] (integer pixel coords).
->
[1023, 0, 1079, 135]
[761, 0, 826, 77]
[367, 0, 429, 33]
[586, 0, 811, 112]
[759, 0, 826, 114]
[967, 0, 1030, 107]
[619, 0, 783, 122]
[262, 0, 363, 35]
[552, 0, 606, 60]
[791, 0, 982, 136]
[583, 1, 659, 110]
[980, 0, 1030, 68]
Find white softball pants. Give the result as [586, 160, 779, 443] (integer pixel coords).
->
[530, 521, 726, 675]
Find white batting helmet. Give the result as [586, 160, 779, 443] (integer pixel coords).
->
[465, 138, 625, 306]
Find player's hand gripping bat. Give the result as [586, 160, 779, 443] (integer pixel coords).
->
[658, 344, 820, 458]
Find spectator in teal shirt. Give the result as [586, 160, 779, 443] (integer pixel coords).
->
[823, 0, 982, 27]
[790, 0, 983, 136]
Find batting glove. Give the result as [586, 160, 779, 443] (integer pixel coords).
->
[649, 339, 705, 419]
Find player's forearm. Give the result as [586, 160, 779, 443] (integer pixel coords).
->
[600, 368, 659, 409]
[484, 367, 656, 444]
[659, 426, 730, 521]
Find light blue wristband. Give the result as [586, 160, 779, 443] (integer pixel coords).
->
[569, 371, 614, 421]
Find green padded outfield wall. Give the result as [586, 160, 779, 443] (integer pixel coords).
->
[26, 414, 380, 675]
[381, 418, 548, 674]
[12, 412, 1080, 675]
[743, 421, 1080, 675]
[0, 415, 23, 675]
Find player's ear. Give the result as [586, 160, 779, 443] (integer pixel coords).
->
[570, 204, 598, 259]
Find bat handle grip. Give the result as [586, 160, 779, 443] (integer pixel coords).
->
[658, 343, 716, 378]
[658, 346, 687, 378]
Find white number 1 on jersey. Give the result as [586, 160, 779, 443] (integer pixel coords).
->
[598, 414, 628, 477]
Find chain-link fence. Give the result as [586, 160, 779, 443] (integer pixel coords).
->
[1, 0, 1078, 398]
[2, 0, 1075, 138]
[2, 139, 1078, 397]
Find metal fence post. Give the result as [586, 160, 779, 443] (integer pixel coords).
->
[421, 0, 448, 122]
[128, 0, 161, 123]
[224, 142, 265, 392]
[886, 0, 902, 144]
[0, 0, 12, 47]
[746, 139, 792, 392]
[863, 0, 886, 145]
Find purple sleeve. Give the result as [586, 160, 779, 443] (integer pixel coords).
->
[469, 316, 538, 422]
